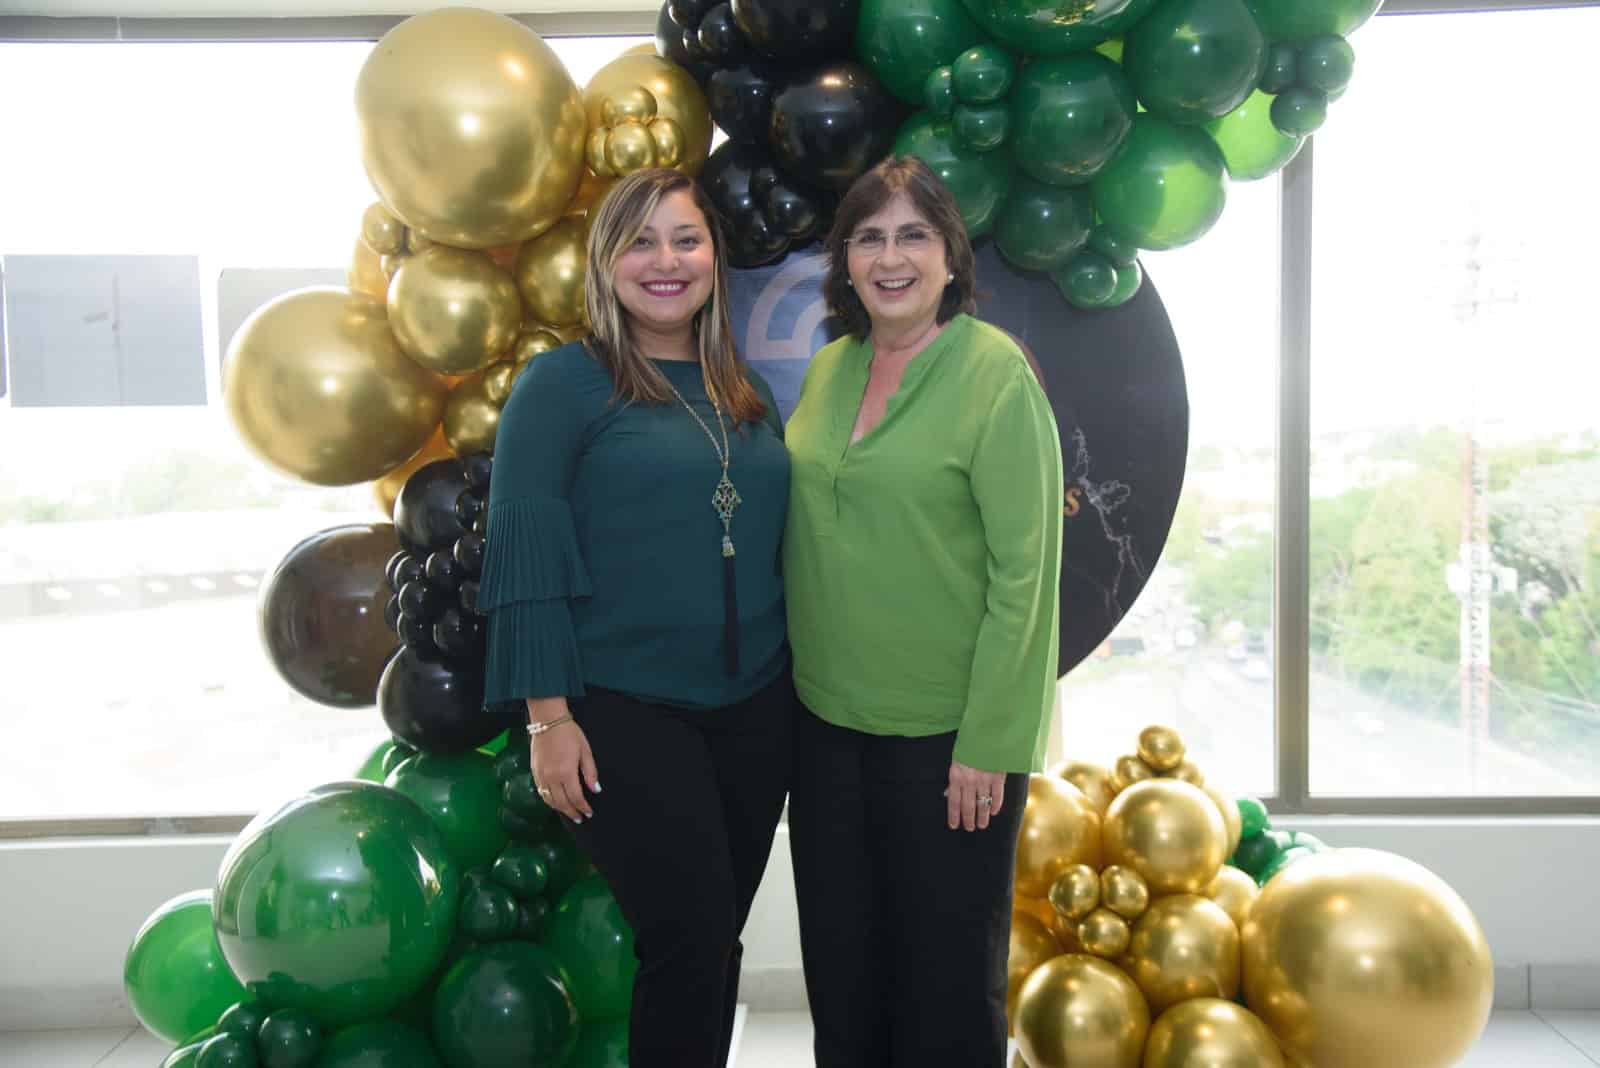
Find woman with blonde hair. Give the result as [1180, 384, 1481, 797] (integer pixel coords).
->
[478, 167, 794, 1067]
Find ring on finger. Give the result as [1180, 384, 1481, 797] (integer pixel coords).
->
[977, 795, 994, 806]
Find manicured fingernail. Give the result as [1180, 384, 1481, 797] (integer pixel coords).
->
[592, 782, 603, 793]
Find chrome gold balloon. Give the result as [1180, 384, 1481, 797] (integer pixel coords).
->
[356, 8, 587, 248]
[387, 246, 523, 376]
[442, 370, 505, 457]
[516, 216, 589, 328]
[406, 232, 436, 256]
[1015, 776, 1103, 900]
[583, 51, 713, 176]
[1076, 907, 1131, 959]
[361, 202, 406, 256]
[1241, 849, 1493, 1068]
[348, 237, 388, 301]
[1171, 760, 1206, 786]
[1050, 760, 1116, 815]
[1103, 779, 1228, 895]
[1017, 893, 1083, 950]
[1007, 909, 1062, 1035]
[1144, 998, 1285, 1068]
[482, 361, 517, 407]
[1048, 864, 1100, 923]
[1123, 894, 1240, 1013]
[1137, 725, 1185, 772]
[1112, 754, 1157, 792]
[1204, 781, 1243, 859]
[380, 251, 407, 280]
[372, 424, 452, 517]
[604, 121, 658, 175]
[568, 170, 617, 218]
[1207, 865, 1259, 931]
[223, 288, 446, 486]
[1099, 865, 1150, 919]
[513, 328, 564, 367]
[1014, 955, 1149, 1068]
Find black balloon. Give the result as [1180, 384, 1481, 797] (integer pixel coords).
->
[459, 581, 481, 616]
[732, 0, 857, 61]
[425, 550, 463, 593]
[433, 608, 486, 661]
[770, 62, 903, 191]
[398, 579, 450, 624]
[454, 489, 485, 530]
[461, 452, 494, 492]
[384, 594, 402, 632]
[379, 648, 502, 754]
[707, 63, 784, 145]
[395, 459, 471, 553]
[384, 550, 411, 592]
[699, 3, 748, 62]
[453, 533, 485, 577]
[667, 0, 715, 26]
[396, 612, 439, 658]
[701, 141, 828, 267]
[657, 2, 713, 81]
[387, 553, 422, 594]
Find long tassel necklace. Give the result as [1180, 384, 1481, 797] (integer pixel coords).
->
[662, 378, 742, 676]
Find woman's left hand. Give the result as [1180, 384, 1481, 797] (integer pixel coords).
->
[946, 761, 1007, 832]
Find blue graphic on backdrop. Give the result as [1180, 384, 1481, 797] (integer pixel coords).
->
[726, 251, 840, 421]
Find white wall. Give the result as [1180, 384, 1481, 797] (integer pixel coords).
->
[2, 817, 1597, 1030]
[0, 1, 655, 15]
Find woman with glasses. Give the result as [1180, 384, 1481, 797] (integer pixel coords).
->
[783, 155, 1064, 1066]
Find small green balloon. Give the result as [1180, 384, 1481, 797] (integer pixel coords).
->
[1289, 830, 1328, 851]
[924, 66, 956, 118]
[1299, 34, 1355, 95]
[1009, 54, 1136, 187]
[1258, 844, 1316, 884]
[1231, 830, 1280, 877]
[492, 845, 552, 900]
[195, 1031, 256, 1068]
[460, 880, 521, 942]
[124, 889, 249, 1044]
[1088, 225, 1140, 267]
[1271, 86, 1329, 136]
[953, 104, 1009, 151]
[502, 805, 550, 842]
[567, 1017, 629, 1068]
[892, 112, 1013, 237]
[317, 1020, 441, 1068]
[257, 1008, 320, 1068]
[1259, 43, 1298, 93]
[1236, 797, 1271, 838]
[952, 43, 1015, 104]
[433, 943, 579, 1068]
[216, 1001, 268, 1038]
[502, 773, 556, 824]
[1206, 88, 1304, 180]
[1104, 259, 1143, 307]
[961, 0, 1161, 56]
[493, 745, 531, 785]
[382, 741, 417, 778]
[517, 897, 553, 940]
[162, 1042, 207, 1068]
[1244, 0, 1381, 42]
[1124, 0, 1267, 125]
[530, 832, 590, 901]
[543, 875, 639, 1023]
[858, 0, 989, 104]
[1090, 114, 1227, 250]
[1053, 250, 1118, 308]
[355, 740, 398, 783]
[994, 176, 1094, 271]
[386, 751, 509, 871]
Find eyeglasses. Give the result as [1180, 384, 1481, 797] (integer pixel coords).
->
[845, 225, 939, 256]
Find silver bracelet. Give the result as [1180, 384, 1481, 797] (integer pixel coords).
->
[526, 713, 574, 736]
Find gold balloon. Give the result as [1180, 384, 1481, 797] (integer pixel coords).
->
[602, 86, 657, 124]
[1170, 760, 1206, 786]
[372, 424, 452, 517]
[348, 237, 388, 300]
[1015, 776, 1103, 900]
[1103, 779, 1227, 895]
[406, 232, 437, 255]
[1049, 760, 1116, 815]
[651, 117, 686, 168]
[380, 251, 408, 280]
[1204, 781, 1243, 859]
[1076, 907, 1131, 958]
[361, 202, 406, 256]
[1018, 893, 1083, 950]
[482, 361, 517, 406]
[1241, 849, 1493, 1068]
[516, 215, 589, 328]
[223, 288, 446, 486]
[569, 170, 617, 218]
[1207, 865, 1259, 931]
[1048, 864, 1100, 922]
[1144, 998, 1285, 1068]
[605, 121, 658, 175]
[442, 370, 506, 457]
[583, 51, 713, 176]
[1123, 894, 1240, 1013]
[1007, 909, 1063, 1035]
[357, 8, 586, 248]
[1014, 955, 1149, 1068]
[1112, 754, 1157, 792]
[1137, 725, 1185, 772]
[513, 328, 564, 366]
[1099, 865, 1150, 919]
[388, 246, 523, 376]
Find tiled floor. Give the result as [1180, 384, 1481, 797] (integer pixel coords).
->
[3, 1010, 1597, 1066]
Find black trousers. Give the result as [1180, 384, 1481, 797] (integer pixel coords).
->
[790, 704, 1030, 1068]
[566, 670, 794, 1068]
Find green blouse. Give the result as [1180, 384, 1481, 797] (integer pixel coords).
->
[783, 314, 1063, 772]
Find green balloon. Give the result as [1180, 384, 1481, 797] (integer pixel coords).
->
[960, 0, 1161, 56]
[1236, 796, 1270, 838]
[530, 831, 591, 902]
[355, 740, 398, 783]
[257, 1009, 320, 1068]
[433, 943, 579, 1068]
[317, 1021, 441, 1068]
[1244, 0, 1381, 42]
[542, 875, 639, 1023]
[382, 742, 418, 779]
[924, 66, 956, 118]
[1299, 34, 1355, 95]
[162, 1042, 207, 1068]
[567, 1018, 629, 1068]
[492, 745, 531, 785]
[953, 104, 1009, 152]
[1206, 88, 1303, 180]
[386, 751, 509, 871]
[460, 880, 522, 942]
[1089, 114, 1226, 250]
[1271, 86, 1328, 136]
[216, 1001, 269, 1038]
[1124, 0, 1266, 125]
[502, 770, 548, 818]
[518, 897, 553, 941]
[195, 1031, 256, 1068]
[858, 0, 989, 104]
[124, 889, 249, 1044]
[1088, 224, 1140, 267]
[1230, 829, 1280, 877]
[1053, 250, 1118, 308]
[214, 781, 460, 1028]
[478, 729, 512, 756]
[1288, 830, 1328, 851]
[994, 176, 1094, 271]
[1259, 43, 1297, 92]
[1258, 844, 1316, 884]
[952, 43, 1016, 104]
[492, 845, 552, 900]
[892, 112, 1013, 237]
[1104, 259, 1143, 307]
[1009, 54, 1137, 186]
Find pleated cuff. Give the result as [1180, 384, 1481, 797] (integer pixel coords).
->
[483, 598, 587, 704]
[479, 495, 592, 610]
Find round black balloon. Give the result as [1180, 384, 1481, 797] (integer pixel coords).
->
[461, 452, 494, 492]
[398, 579, 450, 624]
[396, 612, 440, 658]
[433, 608, 486, 662]
[731, 0, 857, 61]
[394, 459, 471, 553]
[379, 648, 503, 754]
[425, 550, 463, 593]
[384, 550, 411, 592]
[667, 0, 716, 27]
[453, 533, 485, 577]
[454, 490, 485, 530]
[459, 581, 481, 616]
[387, 553, 422, 595]
[699, 2, 749, 62]
[708, 63, 784, 146]
[701, 140, 826, 267]
[656, 1, 713, 81]
[769, 62, 904, 191]
[384, 594, 402, 632]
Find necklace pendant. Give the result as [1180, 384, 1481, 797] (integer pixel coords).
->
[712, 474, 741, 523]
[722, 534, 735, 558]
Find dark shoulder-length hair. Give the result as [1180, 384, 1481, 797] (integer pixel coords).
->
[821, 155, 978, 341]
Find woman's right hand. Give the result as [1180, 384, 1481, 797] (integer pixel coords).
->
[526, 697, 601, 823]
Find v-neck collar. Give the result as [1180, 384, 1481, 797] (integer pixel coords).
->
[838, 315, 967, 453]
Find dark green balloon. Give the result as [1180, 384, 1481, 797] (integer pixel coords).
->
[355, 740, 398, 783]
[857, 0, 988, 104]
[316, 1020, 441, 1068]
[1088, 224, 1140, 267]
[217, 1001, 269, 1038]
[195, 1032, 256, 1068]
[892, 112, 1013, 237]
[1053, 250, 1118, 308]
[1231, 829, 1280, 877]
[162, 1042, 207, 1068]
[1258, 844, 1316, 884]
[433, 943, 579, 1068]
[953, 104, 1009, 151]
[258, 1008, 320, 1068]
[1206, 88, 1303, 180]
[567, 1018, 629, 1068]
[1259, 43, 1297, 92]
[530, 831, 590, 902]
[1244, 0, 1381, 42]
[1124, 0, 1266, 125]
[501, 775, 557, 831]
[994, 177, 1094, 271]
[1271, 86, 1328, 136]
[542, 876, 638, 1023]
[386, 751, 509, 872]
[382, 742, 418, 779]
[492, 845, 552, 900]
[1009, 54, 1137, 186]
[459, 881, 521, 942]
[924, 66, 956, 118]
[960, 0, 1161, 56]
[124, 890, 249, 1044]
[214, 781, 460, 1028]
[952, 43, 1015, 104]
[1236, 796, 1271, 838]
[1104, 259, 1143, 307]
[492, 745, 531, 785]
[1299, 34, 1355, 95]
[517, 898, 553, 941]
[1089, 114, 1226, 249]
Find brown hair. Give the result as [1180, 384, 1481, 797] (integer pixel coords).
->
[583, 168, 766, 424]
[821, 155, 978, 341]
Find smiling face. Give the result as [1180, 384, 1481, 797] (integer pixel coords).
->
[612, 188, 716, 348]
[844, 192, 950, 338]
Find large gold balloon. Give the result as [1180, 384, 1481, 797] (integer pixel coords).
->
[1241, 849, 1493, 1068]
[224, 288, 446, 486]
[348, 237, 388, 301]
[1204, 781, 1243, 859]
[516, 216, 588, 328]
[1015, 955, 1149, 1068]
[1137, 725, 1186, 771]
[1007, 909, 1063, 1035]
[1015, 776, 1103, 900]
[1050, 760, 1117, 815]
[583, 51, 713, 177]
[388, 246, 523, 375]
[1144, 998, 1286, 1068]
[372, 424, 452, 517]
[568, 170, 618, 219]
[1103, 779, 1227, 895]
[442, 370, 505, 457]
[356, 8, 587, 248]
[1123, 894, 1240, 1013]
[1206, 865, 1259, 931]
